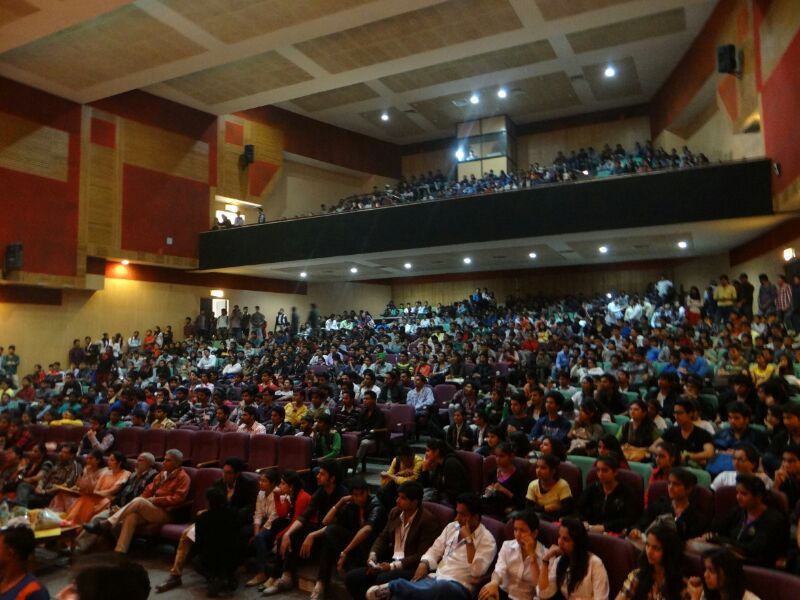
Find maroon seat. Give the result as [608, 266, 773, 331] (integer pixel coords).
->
[714, 485, 789, 517]
[423, 501, 455, 529]
[433, 384, 457, 407]
[248, 435, 279, 472]
[538, 520, 559, 546]
[464, 363, 476, 378]
[27, 424, 47, 444]
[64, 425, 88, 445]
[481, 515, 506, 549]
[158, 466, 218, 542]
[587, 531, 637, 598]
[387, 404, 415, 444]
[557, 461, 583, 498]
[278, 435, 312, 471]
[43, 426, 66, 446]
[138, 428, 167, 460]
[114, 427, 141, 458]
[190, 431, 221, 467]
[744, 565, 800, 600]
[218, 431, 250, 464]
[482, 455, 532, 489]
[166, 429, 194, 462]
[342, 432, 359, 460]
[455, 450, 484, 494]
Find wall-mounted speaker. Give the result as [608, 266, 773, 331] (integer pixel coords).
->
[242, 144, 255, 166]
[717, 44, 737, 74]
[4, 243, 23, 272]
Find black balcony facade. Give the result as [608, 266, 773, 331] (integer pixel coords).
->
[199, 159, 773, 270]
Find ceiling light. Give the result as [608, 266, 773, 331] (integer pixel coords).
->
[463, 257, 472, 264]
[598, 246, 608, 254]
[403, 263, 412, 269]
[455, 147, 465, 161]
[380, 112, 389, 122]
[606, 292, 613, 299]
[582, 170, 589, 175]
[784, 248, 796, 262]
[677, 241, 688, 249]
[350, 267, 358, 274]
[120, 259, 130, 265]
[210, 289, 224, 298]
[299, 271, 307, 278]
[604, 65, 616, 78]
[528, 252, 537, 259]
[469, 93, 479, 105]
[497, 88, 507, 99]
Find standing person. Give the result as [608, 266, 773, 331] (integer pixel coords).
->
[0, 526, 49, 600]
[776, 274, 794, 330]
[250, 306, 266, 342]
[290, 307, 300, 338]
[3, 346, 19, 388]
[758, 273, 777, 316]
[194, 486, 241, 597]
[538, 517, 609, 600]
[274, 308, 288, 333]
[308, 304, 320, 335]
[738, 273, 755, 320]
[713, 275, 737, 325]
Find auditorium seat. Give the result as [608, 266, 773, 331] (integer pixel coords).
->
[248, 434, 279, 472]
[217, 431, 250, 465]
[278, 435, 312, 472]
[557, 461, 583, 498]
[423, 501, 454, 529]
[114, 427, 141, 458]
[189, 431, 221, 466]
[166, 429, 193, 463]
[744, 565, 800, 600]
[455, 450, 484, 494]
[138, 428, 167, 460]
[714, 485, 789, 517]
[481, 515, 506, 549]
[386, 404, 415, 444]
[158, 467, 218, 542]
[588, 531, 637, 597]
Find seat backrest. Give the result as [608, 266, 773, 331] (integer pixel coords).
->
[138, 428, 167, 459]
[557, 461, 583, 498]
[433, 384, 457, 407]
[646, 480, 669, 510]
[711, 485, 788, 517]
[481, 515, 506, 549]
[248, 434, 279, 471]
[628, 462, 653, 487]
[44, 426, 67, 445]
[422, 501, 455, 529]
[464, 363, 476, 377]
[166, 429, 194, 461]
[191, 468, 222, 516]
[567, 455, 596, 485]
[587, 531, 637, 598]
[114, 427, 141, 457]
[189, 431, 221, 465]
[538, 520, 559, 546]
[278, 435, 312, 471]
[27, 424, 47, 444]
[454, 450, 484, 493]
[64, 425, 88, 445]
[387, 403, 415, 434]
[744, 565, 800, 600]
[219, 431, 250, 463]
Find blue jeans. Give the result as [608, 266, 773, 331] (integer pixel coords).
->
[388, 577, 471, 600]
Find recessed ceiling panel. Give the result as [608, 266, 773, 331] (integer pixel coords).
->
[0, 5, 204, 90]
[360, 107, 425, 138]
[292, 82, 379, 112]
[161, 51, 312, 105]
[411, 71, 580, 129]
[535, 0, 633, 21]
[159, 0, 373, 44]
[567, 8, 686, 54]
[295, 0, 523, 74]
[0, 0, 38, 27]
[379, 39, 556, 93]
[582, 56, 642, 101]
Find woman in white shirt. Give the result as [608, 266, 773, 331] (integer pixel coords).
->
[246, 469, 280, 588]
[687, 547, 760, 600]
[538, 517, 609, 600]
[479, 509, 545, 600]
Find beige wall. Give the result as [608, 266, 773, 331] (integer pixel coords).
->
[673, 253, 732, 294]
[518, 116, 651, 168]
[306, 282, 391, 317]
[402, 148, 456, 179]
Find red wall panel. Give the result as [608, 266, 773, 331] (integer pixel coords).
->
[121, 165, 209, 259]
[90, 117, 116, 148]
[0, 77, 80, 134]
[760, 28, 800, 195]
[225, 121, 244, 146]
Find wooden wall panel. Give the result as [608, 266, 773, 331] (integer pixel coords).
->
[0, 111, 69, 181]
[121, 119, 208, 183]
[85, 141, 119, 251]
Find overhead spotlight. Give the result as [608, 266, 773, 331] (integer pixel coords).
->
[598, 246, 608, 254]
[497, 88, 507, 99]
[784, 248, 796, 262]
[606, 292, 613, 299]
[350, 267, 358, 274]
[582, 170, 589, 175]
[528, 252, 537, 259]
[463, 257, 472, 265]
[455, 147, 465, 161]
[403, 262, 412, 269]
[299, 271, 307, 278]
[604, 65, 616, 78]
[380, 112, 390, 122]
[121, 259, 130, 265]
[677, 241, 688, 249]
[469, 93, 480, 105]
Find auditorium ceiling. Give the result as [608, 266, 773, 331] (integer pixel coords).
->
[0, 0, 716, 143]
[203, 215, 790, 282]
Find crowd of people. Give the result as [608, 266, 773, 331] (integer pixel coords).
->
[0, 269, 800, 598]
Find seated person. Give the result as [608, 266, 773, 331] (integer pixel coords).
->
[245, 469, 280, 588]
[345, 482, 441, 600]
[65, 450, 130, 525]
[710, 442, 772, 491]
[764, 401, 800, 474]
[686, 547, 761, 600]
[567, 400, 603, 456]
[78, 416, 116, 457]
[699, 474, 789, 567]
[616, 522, 687, 600]
[707, 402, 769, 476]
[538, 517, 609, 599]
[366, 492, 497, 600]
[481, 442, 528, 519]
[475, 425, 503, 458]
[530, 392, 571, 449]
[445, 408, 476, 451]
[628, 467, 707, 542]
[312, 413, 342, 463]
[649, 399, 714, 468]
[773, 444, 800, 509]
[526, 454, 574, 521]
[418, 438, 469, 505]
[312, 477, 387, 600]
[578, 454, 641, 534]
[501, 395, 535, 436]
[264, 406, 294, 436]
[479, 509, 545, 600]
[194, 486, 241, 596]
[597, 435, 630, 470]
[617, 399, 659, 463]
[353, 390, 387, 469]
[50, 449, 104, 514]
[378, 444, 423, 509]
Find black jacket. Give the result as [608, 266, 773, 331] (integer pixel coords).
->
[211, 475, 258, 526]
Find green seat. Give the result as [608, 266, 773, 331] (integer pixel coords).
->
[698, 394, 719, 421]
[614, 415, 631, 427]
[602, 421, 620, 436]
[794, 364, 800, 378]
[686, 467, 712, 488]
[652, 361, 668, 376]
[623, 391, 639, 406]
[567, 455, 596, 485]
[629, 461, 653, 485]
[602, 361, 612, 371]
[750, 423, 766, 433]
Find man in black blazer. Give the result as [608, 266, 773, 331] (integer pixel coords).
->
[344, 482, 442, 599]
